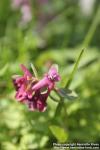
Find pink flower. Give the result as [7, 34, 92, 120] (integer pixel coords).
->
[12, 64, 60, 112]
[11, 0, 32, 25]
[12, 64, 38, 102]
[20, 4, 32, 25]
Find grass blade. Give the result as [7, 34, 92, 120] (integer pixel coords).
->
[65, 49, 84, 88]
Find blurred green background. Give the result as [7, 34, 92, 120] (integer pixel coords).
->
[0, 0, 100, 149]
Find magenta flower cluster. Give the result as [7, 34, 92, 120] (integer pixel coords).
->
[12, 64, 60, 112]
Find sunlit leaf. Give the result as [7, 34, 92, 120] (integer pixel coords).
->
[49, 125, 68, 142]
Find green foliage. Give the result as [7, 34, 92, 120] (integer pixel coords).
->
[0, 0, 100, 149]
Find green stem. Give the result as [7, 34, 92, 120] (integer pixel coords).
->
[55, 49, 84, 117]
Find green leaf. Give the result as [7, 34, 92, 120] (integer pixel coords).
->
[65, 49, 84, 88]
[49, 125, 68, 142]
[58, 88, 78, 100]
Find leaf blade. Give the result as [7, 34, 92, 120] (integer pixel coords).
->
[57, 88, 78, 100]
[30, 63, 38, 78]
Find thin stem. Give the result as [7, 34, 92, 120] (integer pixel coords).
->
[54, 49, 84, 117]
[65, 49, 84, 88]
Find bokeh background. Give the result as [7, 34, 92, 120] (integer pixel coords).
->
[0, 0, 100, 149]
